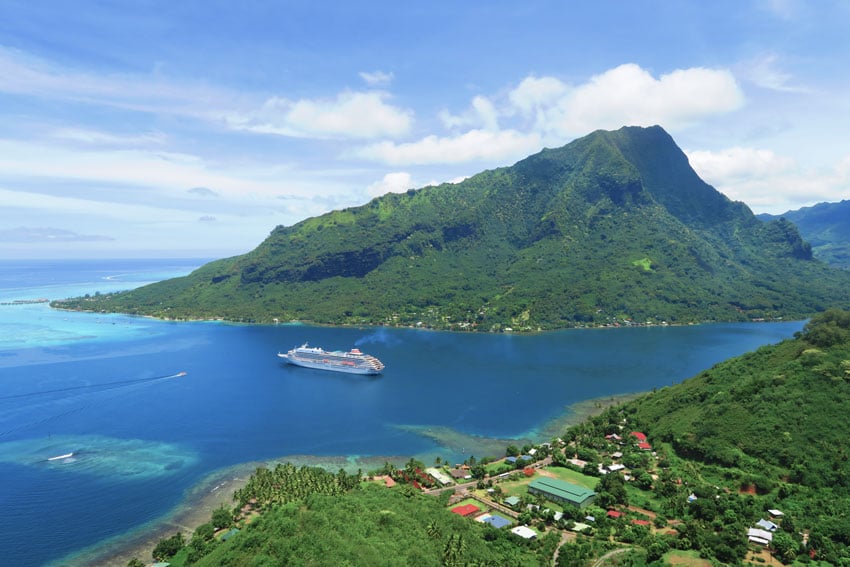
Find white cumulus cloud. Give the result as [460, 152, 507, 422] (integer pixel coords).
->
[353, 129, 541, 165]
[687, 147, 850, 213]
[537, 64, 745, 138]
[228, 91, 413, 139]
[366, 172, 415, 198]
[439, 96, 500, 131]
[687, 147, 796, 183]
[359, 70, 394, 86]
[508, 75, 569, 116]
[370, 64, 746, 168]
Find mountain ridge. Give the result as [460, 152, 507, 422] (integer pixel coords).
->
[58, 126, 850, 330]
[759, 199, 850, 269]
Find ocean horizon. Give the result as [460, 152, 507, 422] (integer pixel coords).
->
[0, 259, 805, 566]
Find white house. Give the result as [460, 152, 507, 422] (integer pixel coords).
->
[747, 527, 774, 546]
[425, 467, 452, 486]
[511, 525, 537, 539]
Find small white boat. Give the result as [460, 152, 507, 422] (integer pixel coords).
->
[47, 452, 74, 461]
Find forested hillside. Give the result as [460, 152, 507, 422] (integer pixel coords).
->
[194, 485, 554, 567]
[625, 308, 850, 489]
[623, 308, 850, 563]
[59, 126, 850, 330]
[563, 309, 850, 564]
[760, 199, 850, 269]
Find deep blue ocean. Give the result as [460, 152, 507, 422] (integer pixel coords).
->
[0, 259, 804, 566]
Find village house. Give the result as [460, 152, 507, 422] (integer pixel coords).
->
[425, 467, 453, 486]
[511, 525, 537, 539]
[747, 527, 774, 546]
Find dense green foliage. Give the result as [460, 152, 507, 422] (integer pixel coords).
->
[58, 126, 850, 330]
[175, 483, 554, 567]
[144, 462, 555, 567]
[581, 308, 850, 564]
[625, 308, 850, 489]
[760, 199, 850, 269]
[196, 485, 557, 566]
[232, 462, 361, 510]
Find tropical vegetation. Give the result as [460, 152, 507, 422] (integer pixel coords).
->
[57, 126, 850, 331]
[131, 310, 850, 566]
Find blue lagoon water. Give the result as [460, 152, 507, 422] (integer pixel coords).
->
[0, 259, 805, 566]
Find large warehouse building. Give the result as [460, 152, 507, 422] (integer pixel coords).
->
[527, 477, 596, 508]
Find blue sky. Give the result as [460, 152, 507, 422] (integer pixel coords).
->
[1, 1, 849, 258]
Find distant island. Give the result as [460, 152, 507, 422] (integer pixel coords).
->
[55, 126, 850, 330]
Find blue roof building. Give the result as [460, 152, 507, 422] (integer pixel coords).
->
[482, 514, 512, 529]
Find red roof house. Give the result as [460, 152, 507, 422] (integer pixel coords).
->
[451, 504, 481, 517]
[629, 431, 647, 442]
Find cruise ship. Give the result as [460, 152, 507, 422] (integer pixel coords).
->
[278, 343, 385, 375]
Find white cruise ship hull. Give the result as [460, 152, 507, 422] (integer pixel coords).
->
[278, 353, 381, 375]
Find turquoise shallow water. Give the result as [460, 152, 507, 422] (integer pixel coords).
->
[0, 259, 805, 566]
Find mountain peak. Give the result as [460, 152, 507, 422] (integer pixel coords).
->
[62, 127, 850, 330]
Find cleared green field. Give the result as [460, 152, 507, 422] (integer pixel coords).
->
[662, 550, 712, 566]
[538, 467, 599, 490]
[492, 478, 532, 498]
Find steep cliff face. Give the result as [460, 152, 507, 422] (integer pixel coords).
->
[760, 199, 850, 269]
[61, 126, 850, 329]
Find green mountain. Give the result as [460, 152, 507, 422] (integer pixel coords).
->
[759, 199, 850, 269]
[571, 309, 850, 564]
[62, 126, 850, 330]
[625, 308, 850, 489]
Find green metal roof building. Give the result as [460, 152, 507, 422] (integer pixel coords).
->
[504, 495, 521, 508]
[528, 477, 596, 508]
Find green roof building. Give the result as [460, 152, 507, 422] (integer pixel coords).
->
[528, 477, 596, 508]
[504, 495, 521, 508]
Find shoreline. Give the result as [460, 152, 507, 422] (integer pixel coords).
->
[58, 454, 412, 566]
[63, 392, 640, 566]
[53, 461, 259, 567]
[49, 302, 795, 333]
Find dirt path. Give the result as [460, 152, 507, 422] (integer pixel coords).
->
[550, 530, 576, 566]
[591, 547, 630, 567]
[627, 505, 656, 519]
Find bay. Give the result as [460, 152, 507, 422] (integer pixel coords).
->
[0, 259, 804, 566]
